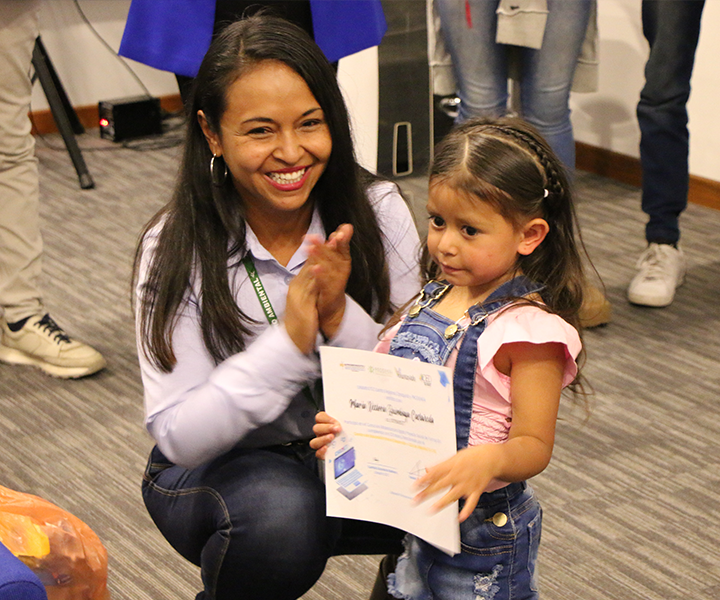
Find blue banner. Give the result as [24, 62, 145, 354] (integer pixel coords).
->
[311, 0, 387, 63]
[119, 0, 215, 78]
[118, 0, 387, 76]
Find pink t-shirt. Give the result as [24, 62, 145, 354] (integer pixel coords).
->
[375, 303, 581, 446]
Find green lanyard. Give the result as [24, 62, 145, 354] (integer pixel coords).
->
[243, 255, 321, 410]
[243, 255, 278, 325]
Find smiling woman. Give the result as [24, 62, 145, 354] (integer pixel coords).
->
[131, 14, 421, 600]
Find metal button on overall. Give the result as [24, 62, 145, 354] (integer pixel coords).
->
[492, 512, 508, 527]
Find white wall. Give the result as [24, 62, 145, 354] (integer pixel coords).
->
[34, 0, 720, 182]
[337, 47, 380, 173]
[570, 0, 720, 183]
[32, 0, 178, 110]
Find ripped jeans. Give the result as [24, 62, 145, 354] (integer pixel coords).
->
[389, 482, 541, 600]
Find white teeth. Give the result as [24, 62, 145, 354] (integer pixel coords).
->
[269, 168, 306, 184]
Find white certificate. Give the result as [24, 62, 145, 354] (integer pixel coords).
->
[319, 346, 460, 555]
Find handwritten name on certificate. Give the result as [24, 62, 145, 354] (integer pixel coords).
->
[319, 346, 460, 555]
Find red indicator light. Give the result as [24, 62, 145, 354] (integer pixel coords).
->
[99, 118, 109, 127]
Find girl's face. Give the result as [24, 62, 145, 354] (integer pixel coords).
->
[199, 60, 332, 224]
[426, 183, 546, 300]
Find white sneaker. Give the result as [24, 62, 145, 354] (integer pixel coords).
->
[627, 243, 686, 307]
[0, 313, 106, 379]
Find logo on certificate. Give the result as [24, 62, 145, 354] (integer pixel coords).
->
[332, 439, 368, 500]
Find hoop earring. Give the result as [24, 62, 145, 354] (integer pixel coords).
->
[210, 154, 228, 187]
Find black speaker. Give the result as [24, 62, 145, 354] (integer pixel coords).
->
[98, 95, 163, 142]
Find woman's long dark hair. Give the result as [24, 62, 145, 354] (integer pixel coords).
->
[133, 15, 391, 372]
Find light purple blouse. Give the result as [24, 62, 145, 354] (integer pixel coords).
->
[135, 182, 421, 468]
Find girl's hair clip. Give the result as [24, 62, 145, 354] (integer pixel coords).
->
[543, 189, 549, 198]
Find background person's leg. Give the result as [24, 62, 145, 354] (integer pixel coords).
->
[0, 0, 44, 323]
[435, 0, 508, 123]
[629, 0, 705, 308]
[519, 0, 592, 171]
[637, 0, 705, 246]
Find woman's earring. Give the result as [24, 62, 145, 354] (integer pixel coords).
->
[210, 154, 228, 187]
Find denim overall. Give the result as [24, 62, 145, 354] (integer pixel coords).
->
[387, 276, 544, 600]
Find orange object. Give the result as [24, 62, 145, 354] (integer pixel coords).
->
[0, 485, 110, 600]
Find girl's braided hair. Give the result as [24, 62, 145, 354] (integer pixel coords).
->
[427, 116, 588, 333]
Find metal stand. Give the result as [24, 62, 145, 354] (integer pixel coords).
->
[31, 36, 94, 190]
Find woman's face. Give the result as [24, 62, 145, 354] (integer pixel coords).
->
[199, 60, 332, 224]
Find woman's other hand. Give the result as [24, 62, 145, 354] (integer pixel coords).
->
[305, 224, 353, 340]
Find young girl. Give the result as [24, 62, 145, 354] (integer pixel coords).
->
[312, 117, 586, 600]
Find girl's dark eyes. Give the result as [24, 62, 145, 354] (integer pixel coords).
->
[428, 216, 481, 236]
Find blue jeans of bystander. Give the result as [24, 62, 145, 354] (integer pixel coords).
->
[434, 0, 591, 170]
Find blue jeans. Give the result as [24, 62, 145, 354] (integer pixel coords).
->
[637, 0, 705, 245]
[142, 444, 403, 600]
[389, 483, 541, 600]
[435, 0, 592, 169]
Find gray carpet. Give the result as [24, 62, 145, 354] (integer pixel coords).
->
[1, 128, 719, 599]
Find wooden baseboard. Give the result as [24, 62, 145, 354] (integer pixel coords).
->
[575, 141, 642, 188]
[30, 94, 185, 136]
[575, 141, 720, 212]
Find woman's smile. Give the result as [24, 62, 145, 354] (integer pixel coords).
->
[266, 166, 310, 190]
